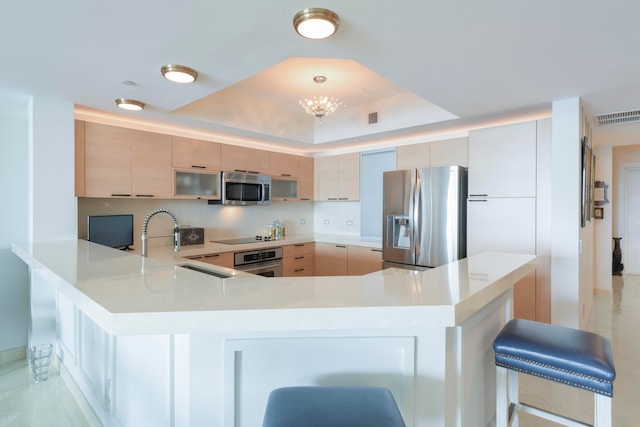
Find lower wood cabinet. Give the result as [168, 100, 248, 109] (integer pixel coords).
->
[347, 246, 383, 275]
[283, 243, 314, 277]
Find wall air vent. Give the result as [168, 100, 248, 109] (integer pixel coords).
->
[594, 109, 640, 126]
[368, 112, 378, 125]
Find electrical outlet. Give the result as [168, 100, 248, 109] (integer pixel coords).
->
[346, 220, 353, 226]
[323, 219, 330, 225]
[299, 219, 306, 225]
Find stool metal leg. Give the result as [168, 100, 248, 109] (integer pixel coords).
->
[594, 394, 612, 427]
[496, 366, 508, 427]
[508, 369, 519, 427]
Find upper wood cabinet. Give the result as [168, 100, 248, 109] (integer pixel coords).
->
[468, 121, 536, 198]
[397, 142, 429, 170]
[269, 152, 298, 177]
[298, 156, 314, 201]
[84, 122, 132, 197]
[314, 153, 360, 201]
[132, 130, 172, 198]
[74, 120, 85, 197]
[172, 136, 220, 170]
[221, 144, 269, 174]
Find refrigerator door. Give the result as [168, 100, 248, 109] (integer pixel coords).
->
[415, 166, 466, 268]
[382, 169, 416, 266]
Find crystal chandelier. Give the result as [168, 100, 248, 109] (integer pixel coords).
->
[299, 75, 343, 121]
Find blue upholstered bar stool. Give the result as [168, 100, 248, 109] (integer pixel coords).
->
[262, 386, 405, 427]
[493, 319, 616, 427]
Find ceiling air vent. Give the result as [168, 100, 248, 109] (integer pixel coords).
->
[594, 109, 640, 126]
[368, 112, 378, 125]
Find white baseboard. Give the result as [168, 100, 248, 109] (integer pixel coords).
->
[57, 355, 103, 426]
[0, 346, 26, 365]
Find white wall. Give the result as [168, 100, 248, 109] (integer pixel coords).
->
[0, 97, 30, 352]
[551, 98, 582, 328]
[593, 145, 612, 293]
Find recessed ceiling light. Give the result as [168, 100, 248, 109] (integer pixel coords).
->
[293, 8, 339, 40]
[161, 64, 198, 83]
[115, 98, 145, 111]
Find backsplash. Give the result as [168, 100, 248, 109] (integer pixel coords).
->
[79, 198, 316, 249]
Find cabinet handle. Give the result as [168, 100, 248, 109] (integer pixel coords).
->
[338, 198, 348, 200]
[111, 193, 131, 197]
[371, 249, 383, 253]
[328, 197, 338, 200]
[468, 199, 488, 202]
[234, 169, 248, 173]
[294, 244, 305, 247]
[204, 254, 220, 258]
[280, 173, 291, 177]
[294, 256, 305, 260]
[336, 245, 347, 248]
[191, 165, 206, 169]
[294, 268, 305, 273]
[248, 170, 261, 174]
[136, 194, 154, 198]
[300, 198, 310, 200]
[469, 194, 488, 197]
[186, 256, 203, 260]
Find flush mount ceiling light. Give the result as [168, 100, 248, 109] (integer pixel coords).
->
[299, 75, 344, 121]
[115, 98, 145, 111]
[161, 64, 198, 83]
[293, 8, 339, 39]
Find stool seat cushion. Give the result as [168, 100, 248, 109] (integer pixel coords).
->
[493, 319, 616, 396]
[262, 386, 405, 427]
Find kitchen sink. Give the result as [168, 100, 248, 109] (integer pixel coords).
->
[179, 263, 233, 279]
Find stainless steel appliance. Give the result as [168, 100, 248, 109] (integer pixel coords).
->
[234, 247, 283, 277]
[382, 166, 467, 270]
[219, 171, 271, 206]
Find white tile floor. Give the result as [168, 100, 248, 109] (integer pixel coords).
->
[0, 275, 638, 426]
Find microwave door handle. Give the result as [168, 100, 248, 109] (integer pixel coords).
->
[261, 183, 266, 203]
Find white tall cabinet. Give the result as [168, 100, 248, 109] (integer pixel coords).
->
[467, 119, 551, 322]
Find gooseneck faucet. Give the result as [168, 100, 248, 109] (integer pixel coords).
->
[141, 208, 180, 257]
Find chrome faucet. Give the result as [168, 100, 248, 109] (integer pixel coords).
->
[141, 208, 180, 257]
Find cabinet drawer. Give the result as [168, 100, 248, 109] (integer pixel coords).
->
[283, 243, 314, 257]
[186, 252, 234, 269]
[284, 254, 314, 270]
[283, 265, 314, 277]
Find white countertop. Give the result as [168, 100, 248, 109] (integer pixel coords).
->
[12, 239, 536, 336]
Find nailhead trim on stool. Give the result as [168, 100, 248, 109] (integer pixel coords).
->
[493, 319, 616, 427]
[262, 386, 406, 427]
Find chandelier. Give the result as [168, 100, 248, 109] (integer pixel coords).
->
[299, 75, 344, 121]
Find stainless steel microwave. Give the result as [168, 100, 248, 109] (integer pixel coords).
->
[220, 171, 271, 205]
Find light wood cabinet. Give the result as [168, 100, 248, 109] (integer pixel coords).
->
[314, 153, 360, 201]
[269, 152, 298, 177]
[314, 242, 348, 276]
[172, 136, 220, 170]
[186, 252, 234, 269]
[75, 120, 85, 197]
[298, 156, 314, 200]
[221, 144, 269, 174]
[397, 142, 430, 170]
[283, 243, 314, 277]
[84, 122, 132, 197]
[347, 246, 382, 275]
[132, 130, 172, 198]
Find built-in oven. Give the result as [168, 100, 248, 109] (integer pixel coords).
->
[234, 247, 283, 277]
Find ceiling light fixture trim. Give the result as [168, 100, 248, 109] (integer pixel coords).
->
[299, 75, 344, 121]
[115, 98, 145, 111]
[293, 8, 339, 39]
[161, 64, 198, 83]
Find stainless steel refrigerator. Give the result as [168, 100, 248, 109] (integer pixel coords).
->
[382, 166, 468, 270]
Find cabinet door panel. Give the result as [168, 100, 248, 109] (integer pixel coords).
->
[468, 121, 536, 198]
[172, 137, 220, 170]
[84, 123, 132, 197]
[132, 130, 172, 198]
[347, 246, 382, 275]
[467, 198, 536, 256]
[314, 242, 348, 276]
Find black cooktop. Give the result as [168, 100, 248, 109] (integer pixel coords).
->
[211, 236, 274, 245]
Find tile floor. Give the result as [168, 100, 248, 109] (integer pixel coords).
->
[0, 275, 638, 426]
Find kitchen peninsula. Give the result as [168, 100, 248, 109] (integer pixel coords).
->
[13, 239, 536, 427]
